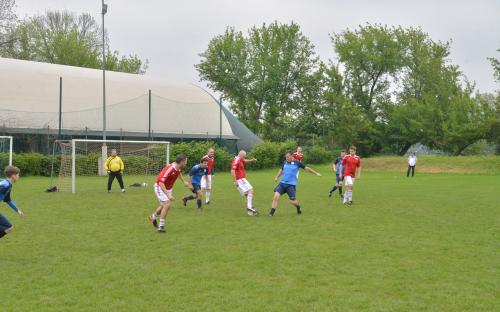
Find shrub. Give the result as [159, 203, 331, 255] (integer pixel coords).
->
[303, 145, 334, 164]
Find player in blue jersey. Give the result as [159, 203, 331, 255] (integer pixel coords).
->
[0, 166, 24, 240]
[269, 151, 321, 216]
[182, 157, 209, 210]
[329, 149, 346, 199]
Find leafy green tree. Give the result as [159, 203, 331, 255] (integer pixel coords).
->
[3, 10, 147, 74]
[197, 22, 320, 140]
[387, 28, 453, 155]
[0, 0, 17, 53]
[331, 24, 406, 154]
[488, 49, 500, 83]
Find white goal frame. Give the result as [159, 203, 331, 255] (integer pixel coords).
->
[0, 136, 13, 166]
[70, 139, 170, 194]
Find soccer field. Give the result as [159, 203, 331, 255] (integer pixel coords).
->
[1, 167, 498, 311]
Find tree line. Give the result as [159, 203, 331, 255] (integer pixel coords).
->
[0, 0, 147, 74]
[197, 22, 499, 156]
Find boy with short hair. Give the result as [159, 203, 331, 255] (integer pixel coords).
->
[0, 166, 24, 240]
[148, 154, 189, 233]
[329, 149, 346, 198]
[182, 157, 209, 210]
[340, 146, 361, 205]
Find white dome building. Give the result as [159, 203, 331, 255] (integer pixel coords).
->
[0, 57, 260, 152]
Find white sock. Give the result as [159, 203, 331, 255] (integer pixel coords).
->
[151, 212, 157, 219]
[247, 193, 253, 209]
[349, 191, 353, 201]
[343, 192, 348, 203]
[159, 218, 165, 227]
[205, 191, 211, 203]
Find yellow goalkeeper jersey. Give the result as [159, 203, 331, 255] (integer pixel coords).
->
[105, 156, 124, 172]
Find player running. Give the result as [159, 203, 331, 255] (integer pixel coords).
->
[148, 154, 189, 233]
[201, 147, 215, 205]
[231, 150, 258, 216]
[329, 149, 346, 199]
[293, 146, 304, 161]
[340, 146, 361, 205]
[269, 151, 321, 216]
[182, 157, 209, 210]
[0, 166, 24, 240]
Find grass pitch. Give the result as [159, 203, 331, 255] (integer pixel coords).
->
[0, 164, 498, 311]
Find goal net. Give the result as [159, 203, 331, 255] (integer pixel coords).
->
[0, 136, 13, 170]
[54, 139, 170, 193]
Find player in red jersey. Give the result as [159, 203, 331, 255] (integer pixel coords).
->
[231, 150, 258, 216]
[293, 146, 304, 161]
[340, 146, 362, 205]
[201, 147, 215, 205]
[148, 154, 189, 233]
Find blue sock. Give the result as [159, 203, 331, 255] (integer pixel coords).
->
[197, 199, 202, 208]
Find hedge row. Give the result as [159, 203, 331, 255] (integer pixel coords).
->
[0, 141, 335, 176]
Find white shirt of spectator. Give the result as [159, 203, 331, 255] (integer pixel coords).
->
[408, 155, 417, 166]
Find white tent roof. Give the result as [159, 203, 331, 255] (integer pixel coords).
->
[0, 57, 236, 138]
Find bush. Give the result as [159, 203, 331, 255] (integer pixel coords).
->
[2, 141, 334, 177]
[303, 145, 334, 164]
[170, 141, 234, 173]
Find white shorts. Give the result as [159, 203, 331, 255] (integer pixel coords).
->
[201, 175, 212, 189]
[154, 183, 173, 202]
[344, 176, 355, 186]
[236, 178, 253, 196]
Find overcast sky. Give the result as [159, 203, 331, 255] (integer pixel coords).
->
[14, 0, 500, 94]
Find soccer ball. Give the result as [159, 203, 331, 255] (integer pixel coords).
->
[142, 182, 148, 188]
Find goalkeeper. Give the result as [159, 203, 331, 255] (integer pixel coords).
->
[105, 149, 125, 193]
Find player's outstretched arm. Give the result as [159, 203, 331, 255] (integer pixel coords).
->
[274, 169, 283, 182]
[305, 167, 321, 177]
[243, 158, 257, 163]
[179, 172, 189, 187]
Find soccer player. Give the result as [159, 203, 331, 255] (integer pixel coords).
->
[231, 150, 258, 216]
[148, 154, 189, 233]
[0, 166, 24, 240]
[269, 151, 321, 216]
[293, 146, 304, 161]
[105, 149, 125, 193]
[182, 157, 209, 210]
[329, 149, 346, 198]
[340, 146, 361, 205]
[201, 147, 215, 204]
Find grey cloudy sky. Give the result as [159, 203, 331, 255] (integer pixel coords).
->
[15, 0, 500, 93]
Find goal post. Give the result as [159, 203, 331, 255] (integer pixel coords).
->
[54, 139, 170, 193]
[0, 136, 13, 168]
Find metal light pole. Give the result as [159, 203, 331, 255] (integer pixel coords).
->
[100, 0, 108, 176]
[101, 0, 107, 141]
[219, 96, 222, 143]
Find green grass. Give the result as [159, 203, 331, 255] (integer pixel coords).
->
[0, 165, 499, 311]
[363, 155, 500, 174]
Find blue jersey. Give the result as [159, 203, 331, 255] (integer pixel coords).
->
[280, 161, 306, 186]
[189, 164, 208, 186]
[334, 157, 345, 175]
[0, 179, 18, 212]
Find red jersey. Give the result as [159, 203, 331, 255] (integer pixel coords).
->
[293, 152, 303, 161]
[231, 157, 246, 180]
[341, 154, 361, 177]
[156, 163, 181, 190]
[203, 155, 215, 174]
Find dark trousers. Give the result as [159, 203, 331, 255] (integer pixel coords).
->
[108, 171, 124, 190]
[407, 165, 415, 177]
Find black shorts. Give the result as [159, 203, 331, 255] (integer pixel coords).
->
[0, 213, 12, 231]
[191, 183, 202, 193]
[274, 183, 297, 200]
